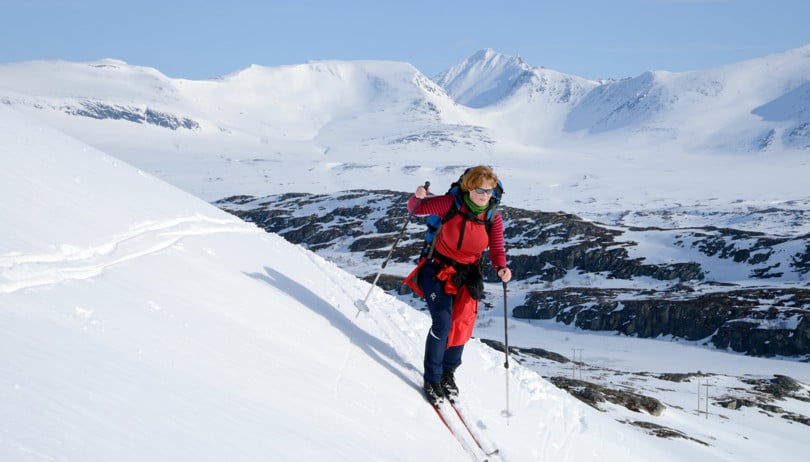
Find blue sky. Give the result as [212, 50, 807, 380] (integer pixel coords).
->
[3, 0, 809, 80]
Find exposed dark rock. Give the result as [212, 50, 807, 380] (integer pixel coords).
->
[717, 398, 757, 410]
[743, 374, 807, 400]
[477, 338, 520, 358]
[792, 239, 810, 275]
[550, 377, 666, 416]
[623, 420, 709, 445]
[515, 287, 810, 357]
[479, 338, 570, 364]
[658, 372, 704, 383]
[215, 190, 810, 357]
[715, 374, 810, 426]
[783, 413, 810, 426]
[513, 346, 571, 364]
[64, 100, 199, 130]
[712, 312, 810, 357]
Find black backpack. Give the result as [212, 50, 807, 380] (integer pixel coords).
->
[420, 168, 504, 260]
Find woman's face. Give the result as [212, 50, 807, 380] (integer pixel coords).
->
[469, 180, 496, 207]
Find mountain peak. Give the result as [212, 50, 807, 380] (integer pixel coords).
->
[433, 49, 533, 108]
[468, 48, 527, 67]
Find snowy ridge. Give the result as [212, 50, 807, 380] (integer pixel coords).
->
[564, 45, 810, 150]
[0, 58, 465, 141]
[434, 48, 536, 108]
[2, 45, 810, 152]
[435, 48, 597, 110]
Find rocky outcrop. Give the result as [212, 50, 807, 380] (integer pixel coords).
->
[622, 420, 709, 445]
[514, 287, 810, 357]
[713, 315, 810, 357]
[215, 190, 810, 357]
[549, 376, 666, 416]
[65, 100, 200, 130]
[717, 375, 810, 426]
[219, 192, 707, 282]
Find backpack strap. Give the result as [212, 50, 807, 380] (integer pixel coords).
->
[420, 183, 501, 259]
[424, 219, 442, 259]
[444, 191, 497, 251]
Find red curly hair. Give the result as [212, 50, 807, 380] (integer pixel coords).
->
[460, 165, 499, 192]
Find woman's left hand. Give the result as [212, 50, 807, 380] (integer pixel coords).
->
[497, 267, 512, 283]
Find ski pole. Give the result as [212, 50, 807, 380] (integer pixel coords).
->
[501, 280, 513, 423]
[355, 181, 430, 316]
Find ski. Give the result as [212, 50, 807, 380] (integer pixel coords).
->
[448, 399, 500, 457]
[432, 400, 490, 462]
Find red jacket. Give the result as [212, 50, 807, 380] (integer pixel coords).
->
[405, 192, 507, 347]
[408, 194, 507, 269]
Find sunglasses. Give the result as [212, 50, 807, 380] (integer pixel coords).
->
[473, 187, 495, 195]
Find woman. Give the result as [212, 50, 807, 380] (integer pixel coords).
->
[406, 165, 512, 404]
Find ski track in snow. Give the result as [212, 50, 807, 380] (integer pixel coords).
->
[0, 214, 260, 294]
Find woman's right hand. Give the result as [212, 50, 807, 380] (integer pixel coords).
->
[415, 185, 428, 199]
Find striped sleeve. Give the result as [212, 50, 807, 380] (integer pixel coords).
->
[487, 213, 507, 269]
[407, 194, 453, 216]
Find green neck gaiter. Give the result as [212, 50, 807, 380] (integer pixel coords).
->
[463, 193, 489, 216]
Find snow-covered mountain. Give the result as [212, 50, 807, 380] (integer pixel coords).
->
[1, 46, 808, 219]
[433, 48, 598, 145]
[4, 74, 810, 462]
[434, 46, 810, 151]
[3, 45, 810, 153]
[0, 57, 464, 140]
[564, 45, 810, 152]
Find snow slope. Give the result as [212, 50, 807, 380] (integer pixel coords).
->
[0, 104, 709, 461]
